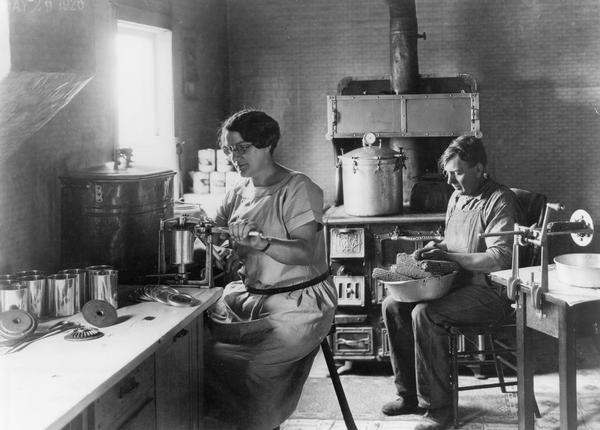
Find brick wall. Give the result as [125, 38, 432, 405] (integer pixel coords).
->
[226, 0, 600, 253]
[3, 0, 598, 273]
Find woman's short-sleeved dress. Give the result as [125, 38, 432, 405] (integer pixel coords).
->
[205, 171, 337, 430]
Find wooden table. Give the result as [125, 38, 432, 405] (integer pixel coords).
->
[490, 265, 600, 430]
[0, 287, 221, 430]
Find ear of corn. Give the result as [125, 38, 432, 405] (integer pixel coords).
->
[394, 253, 432, 279]
[372, 267, 414, 282]
[417, 260, 460, 276]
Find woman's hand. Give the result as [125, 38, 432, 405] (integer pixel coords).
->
[214, 244, 243, 274]
[228, 219, 320, 265]
[228, 220, 269, 251]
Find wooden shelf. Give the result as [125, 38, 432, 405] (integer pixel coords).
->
[324, 205, 445, 225]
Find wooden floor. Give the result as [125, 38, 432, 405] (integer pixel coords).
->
[281, 356, 483, 430]
[281, 338, 600, 430]
[205, 337, 600, 430]
[282, 419, 523, 429]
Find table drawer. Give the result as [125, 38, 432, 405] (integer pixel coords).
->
[94, 356, 155, 430]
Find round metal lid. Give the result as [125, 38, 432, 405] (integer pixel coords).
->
[61, 162, 175, 181]
[82, 300, 118, 328]
[166, 292, 201, 307]
[0, 309, 38, 340]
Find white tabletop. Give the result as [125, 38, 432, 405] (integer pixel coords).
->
[490, 265, 600, 306]
[0, 287, 221, 430]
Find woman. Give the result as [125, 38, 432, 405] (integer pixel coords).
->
[205, 109, 337, 430]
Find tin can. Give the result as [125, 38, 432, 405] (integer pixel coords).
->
[191, 171, 210, 194]
[0, 280, 29, 313]
[19, 275, 47, 318]
[47, 274, 76, 317]
[58, 269, 86, 311]
[88, 269, 118, 308]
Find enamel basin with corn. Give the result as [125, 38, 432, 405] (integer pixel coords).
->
[383, 271, 458, 302]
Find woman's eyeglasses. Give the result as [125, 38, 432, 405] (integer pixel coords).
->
[221, 142, 253, 156]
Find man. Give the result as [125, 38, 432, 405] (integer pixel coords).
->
[381, 136, 524, 430]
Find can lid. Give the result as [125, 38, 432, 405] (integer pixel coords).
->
[167, 292, 201, 307]
[58, 268, 86, 275]
[0, 309, 38, 340]
[85, 265, 113, 271]
[82, 300, 118, 328]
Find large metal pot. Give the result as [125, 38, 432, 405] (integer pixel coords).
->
[341, 137, 406, 216]
[60, 163, 175, 284]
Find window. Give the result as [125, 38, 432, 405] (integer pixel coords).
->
[116, 21, 176, 176]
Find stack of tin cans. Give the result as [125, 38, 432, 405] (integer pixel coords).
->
[0, 266, 118, 319]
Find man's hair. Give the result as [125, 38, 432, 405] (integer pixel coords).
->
[438, 135, 487, 171]
[218, 109, 280, 153]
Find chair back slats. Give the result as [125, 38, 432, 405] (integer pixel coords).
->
[510, 188, 547, 227]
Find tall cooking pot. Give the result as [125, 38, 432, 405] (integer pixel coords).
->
[341, 136, 406, 216]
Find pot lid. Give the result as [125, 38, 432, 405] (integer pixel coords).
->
[341, 142, 404, 160]
[61, 162, 175, 181]
[341, 132, 405, 160]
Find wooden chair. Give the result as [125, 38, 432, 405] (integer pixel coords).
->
[447, 188, 546, 428]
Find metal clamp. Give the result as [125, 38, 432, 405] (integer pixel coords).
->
[480, 203, 594, 314]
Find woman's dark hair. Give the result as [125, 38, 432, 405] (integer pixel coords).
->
[438, 135, 487, 171]
[218, 109, 280, 153]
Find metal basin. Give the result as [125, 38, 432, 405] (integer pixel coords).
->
[554, 253, 600, 288]
[383, 271, 457, 302]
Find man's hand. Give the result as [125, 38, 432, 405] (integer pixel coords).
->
[412, 246, 448, 261]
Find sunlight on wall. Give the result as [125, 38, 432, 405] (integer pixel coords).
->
[0, 0, 10, 79]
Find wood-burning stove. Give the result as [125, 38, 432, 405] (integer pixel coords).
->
[323, 0, 482, 370]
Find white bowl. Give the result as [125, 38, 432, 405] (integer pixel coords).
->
[554, 253, 600, 288]
[383, 272, 458, 302]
